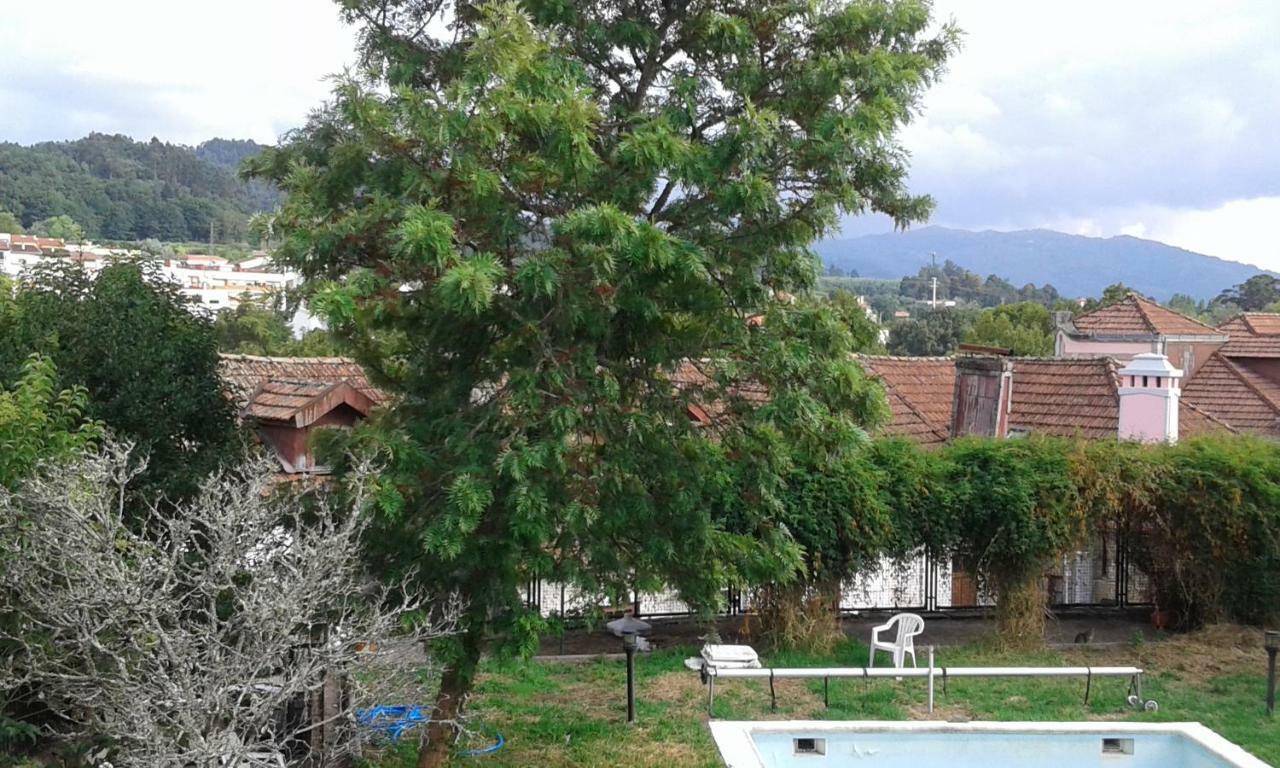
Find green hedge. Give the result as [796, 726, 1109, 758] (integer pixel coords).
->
[771, 435, 1280, 634]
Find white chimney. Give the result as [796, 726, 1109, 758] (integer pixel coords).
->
[1117, 353, 1182, 443]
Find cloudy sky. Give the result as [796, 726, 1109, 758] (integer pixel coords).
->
[2, 1, 1278, 270]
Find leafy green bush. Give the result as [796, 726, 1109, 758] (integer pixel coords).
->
[943, 437, 1082, 644]
[1142, 438, 1280, 626]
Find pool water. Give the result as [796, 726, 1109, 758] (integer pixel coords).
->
[710, 722, 1270, 768]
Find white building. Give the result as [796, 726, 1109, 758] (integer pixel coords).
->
[0, 235, 313, 331]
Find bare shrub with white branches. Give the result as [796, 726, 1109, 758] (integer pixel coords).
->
[0, 442, 457, 768]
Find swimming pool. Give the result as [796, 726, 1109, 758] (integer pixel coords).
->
[709, 721, 1271, 768]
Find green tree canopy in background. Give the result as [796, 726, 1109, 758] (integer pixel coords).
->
[964, 301, 1055, 356]
[212, 297, 340, 357]
[1080, 282, 1140, 313]
[30, 215, 84, 243]
[0, 261, 240, 502]
[247, 1, 956, 763]
[887, 307, 976, 356]
[1217, 274, 1280, 312]
[0, 211, 22, 235]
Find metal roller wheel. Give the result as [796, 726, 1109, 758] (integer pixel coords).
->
[1144, 700, 1159, 713]
[1126, 695, 1140, 707]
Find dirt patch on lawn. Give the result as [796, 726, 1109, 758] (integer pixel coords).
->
[1135, 625, 1264, 681]
[646, 669, 705, 706]
[1062, 624, 1265, 684]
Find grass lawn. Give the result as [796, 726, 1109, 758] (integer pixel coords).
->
[365, 625, 1278, 767]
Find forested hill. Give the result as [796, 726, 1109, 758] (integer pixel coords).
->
[816, 226, 1272, 301]
[0, 134, 281, 242]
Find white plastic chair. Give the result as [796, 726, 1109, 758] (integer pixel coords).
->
[868, 613, 924, 669]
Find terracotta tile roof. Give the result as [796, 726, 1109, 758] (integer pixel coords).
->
[219, 354, 384, 408]
[244, 379, 376, 426]
[862, 356, 1127, 442]
[1179, 400, 1239, 436]
[1180, 354, 1280, 436]
[1006, 358, 1119, 439]
[1073, 293, 1218, 337]
[669, 359, 768, 427]
[1217, 313, 1280, 358]
[858, 356, 955, 445]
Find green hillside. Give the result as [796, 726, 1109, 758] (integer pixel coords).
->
[0, 133, 280, 242]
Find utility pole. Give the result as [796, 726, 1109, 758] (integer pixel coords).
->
[929, 252, 939, 308]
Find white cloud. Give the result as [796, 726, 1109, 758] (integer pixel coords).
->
[0, 1, 356, 145]
[867, 0, 1280, 266]
[1130, 197, 1280, 271]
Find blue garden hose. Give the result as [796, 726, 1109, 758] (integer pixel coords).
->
[355, 705, 505, 757]
[458, 731, 505, 757]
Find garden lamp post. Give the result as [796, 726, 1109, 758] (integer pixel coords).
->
[606, 614, 650, 725]
[1265, 631, 1278, 716]
[622, 630, 638, 724]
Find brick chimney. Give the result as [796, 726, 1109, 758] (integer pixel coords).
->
[951, 357, 1014, 438]
[1117, 353, 1182, 443]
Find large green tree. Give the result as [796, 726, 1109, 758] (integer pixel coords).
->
[0, 262, 240, 502]
[249, 2, 953, 762]
[1216, 274, 1280, 312]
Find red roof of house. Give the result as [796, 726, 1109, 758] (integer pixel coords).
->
[864, 354, 1244, 443]
[670, 359, 769, 427]
[219, 354, 385, 409]
[859, 357, 955, 445]
[861, 356, 1129, 442]
[1006, 358, 1119, 439]
[1216, 313, 1280, 358]
[1180, 354, 1280, 436]
[1072, 293, 1219, 337]
[244, 379, 376, 427]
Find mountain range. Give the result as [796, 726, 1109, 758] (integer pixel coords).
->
[815, 227, 1271, 301]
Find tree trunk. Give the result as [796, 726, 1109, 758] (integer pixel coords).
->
[416, 666, 470, 768]
[996, 575, 1045, 649]
[417, 629, 482, 768]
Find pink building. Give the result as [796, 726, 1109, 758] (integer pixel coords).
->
[1056, 293, 1226, 378]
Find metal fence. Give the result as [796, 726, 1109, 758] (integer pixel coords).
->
[524, 531, 1152, 620]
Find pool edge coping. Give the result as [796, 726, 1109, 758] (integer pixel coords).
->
[707, 720, 1270, 768]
